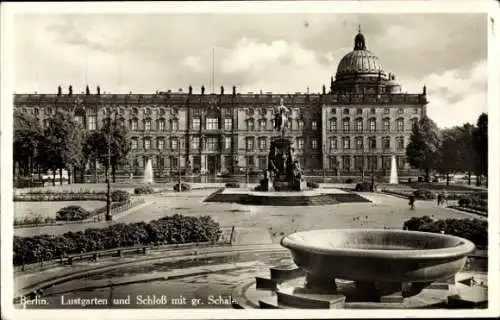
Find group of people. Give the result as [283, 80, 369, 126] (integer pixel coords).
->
[267, 145, 302, 181]
[408, 192, 448, 210]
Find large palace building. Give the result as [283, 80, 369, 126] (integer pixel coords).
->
[13, 30, 427, 178]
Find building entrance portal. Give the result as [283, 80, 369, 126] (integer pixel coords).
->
[207, 155, 219, 175]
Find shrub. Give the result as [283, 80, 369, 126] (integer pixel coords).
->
[56, 206, 91, 221]
[345, 178, 354, 183]
[225, 182, 240, 188]
[307, 181, 319, 189]
[413, 188, 435, 200]
[355, 182, 373, 192]
[134, 185, 154, 195]
[458, 197, 471, 207]
[111, 190, 131, 202]
[14, 214, 55, 226]
[173, 183, 191, 192]
[13, 214, 222, 266]
[403, 216, 487, 246]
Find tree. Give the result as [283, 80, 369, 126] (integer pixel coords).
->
[457, 123, 475, 185]
[473, 113, 488, 186]
[437, 128, 460, 186]
[39, 110, 84, 185]
[406, 116, 441, 181]
[13, 109, 43, 178]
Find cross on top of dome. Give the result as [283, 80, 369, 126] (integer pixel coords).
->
[354, 25, 367, 51]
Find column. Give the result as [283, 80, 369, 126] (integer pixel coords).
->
[220, 154, 226, 172]
[201, 155, 207, 172]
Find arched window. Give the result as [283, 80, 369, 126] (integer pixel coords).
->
[355, 118, 363, 132]
[329, 118, 337, 131]
[355, 136, 364, 149]
[342, 136, 350, 149]
[343, 108, 349, 115]
[342, 118, 350, 132]
[131, 118, 138, 131]
[411, 117, 419, 128]
[369, 136, 377, 149]
[396, 118, 404, 132]
[144, 118, 152, 131]
[383, 118, 390, 132]
[131, 137, 138, 150]
[329, 136, 337, 150]
[158, 118, 165, 131]
[144, 137, 151, 150]
[382, 136, 391, 150]
[368, 118, 376, 132]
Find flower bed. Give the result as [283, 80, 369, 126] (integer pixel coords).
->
[14, 213, 56, 226]
[403, 216, 487, 246]
[14, 193, 107, 202]
[13, 214, 222, 266]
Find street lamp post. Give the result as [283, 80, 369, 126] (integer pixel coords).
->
[323, 143, 326, 184]
[105, 113, 116, 221]
[177, 139, 182, 192]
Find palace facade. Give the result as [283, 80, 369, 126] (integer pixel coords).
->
[13, 30, 427, 177]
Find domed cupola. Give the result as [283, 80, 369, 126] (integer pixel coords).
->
[335, 26, 386, 80]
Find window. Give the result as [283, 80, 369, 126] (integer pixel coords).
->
[43, 119, 49, 128]
[383, 118, 390, 132]
[411, 117, 419, 128]
[370, 108, 376, 115]
[192, 137, 200, 150]
[368, 119, 377, 132]
[145, 108, 151, 115]
[224, 136, 232, 150]
[258, 156, 267, 169]
[297, 138, 304, 150]
[331, 108, 337, 115]
[396, 118, 404, 132]
[382, 137, 391, 150]
[397, 108, 404, 114]
[342, 156, 351, 170]
[312, 139, 318, 149]
[158, 119, 165, 131]
[160, 108, 166, 116]
[247, 119, 254, 131]
[355, 137, 363, 150]
[329, 157, 338, 169]
[144, 119, 151, 131]
[131, 138, 138, 150]
[259, 119, 266, 131]
[413, 108, 419, 114]
[368, 156, 378, 170]
[206, 118, 218, 130]
[192, 118, 201, 130]
[384, 108, 390, 114]
[171, 119, 178, 131]
[171, 138, 178, 150]
[312, 120, 318, 131]
[397, 156, 405, 169]
[157, 139, 164, 150]
[354, 156, 364, 170]
[298, 120, 304, 131]
[356, 118, 363, 132]
[246, 156, 254, 167]
[246, 138, 254, 150]
[369, 137, 377, 149]
[343, 108, 349, 115]
[329, 137, 337, 150]
[144, 138, 151, 150]
[356, 108, 362, 115]
[259, 138, 267, 150]
[329, 119, 337, 131]
[131, 119, 138, 130]
[382, 156, 391, 170]
[88, 115, 97, 130]
[132, 107, 139, 115]
[224, 118, 232, 131]
[342, 137, 350, 149]
[397, 137, 405, 150]
[206, 137, 217, 151]
[342, 118, 350, 132]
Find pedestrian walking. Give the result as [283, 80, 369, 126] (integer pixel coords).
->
[409, 194, 415, 210]
[437, 193, 443, 206]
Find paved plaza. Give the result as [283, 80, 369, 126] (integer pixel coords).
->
[15, 187, 485, 240]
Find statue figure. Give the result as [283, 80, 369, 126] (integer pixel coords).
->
[282, 152, 288, 176]
[322, 85, 326, 95]
[274, 98, 290, 133]
[292, 160, 302, 180]
[267, 146, 280, 178]
[86, 85, 90, 95]
[57, 86, 62, 96]
[423, 85, 427, 95]
[189, 85, 192, 94]
[232, 85, 236, 95]
[201, 85, 205, 95]
[221, 86, 224, 95]
[97, 85, 101, 95]
[68, 85, 73, 95]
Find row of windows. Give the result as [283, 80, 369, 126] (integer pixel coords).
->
[130, 136, 233, 151]
[328, 117, 417, 132]
[329, 155, 406, 170]
[328, 136, 405, 150]
[331, 107, 419, 116]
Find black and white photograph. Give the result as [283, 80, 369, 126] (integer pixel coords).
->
[1, 1, 498, 319]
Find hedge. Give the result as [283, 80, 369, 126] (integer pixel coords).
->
[56, 206, 92, 221]
[13, 214, 222, 266]
[355, 182, 373, 192]
[403, 216, 487, 246]
[306, 181, 319, 189]
[173, 183, 191, 192]
[111, 190, 131, 202]
[134, 185, 155, 195]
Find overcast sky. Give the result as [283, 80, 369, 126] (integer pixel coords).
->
[13, 13, 487, 129]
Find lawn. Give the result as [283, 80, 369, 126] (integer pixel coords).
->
[15, 201, 106, 219]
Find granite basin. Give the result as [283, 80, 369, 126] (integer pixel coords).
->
[280, 229, 475, 284]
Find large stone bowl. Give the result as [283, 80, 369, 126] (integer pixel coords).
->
[280, 229, 475, 284]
